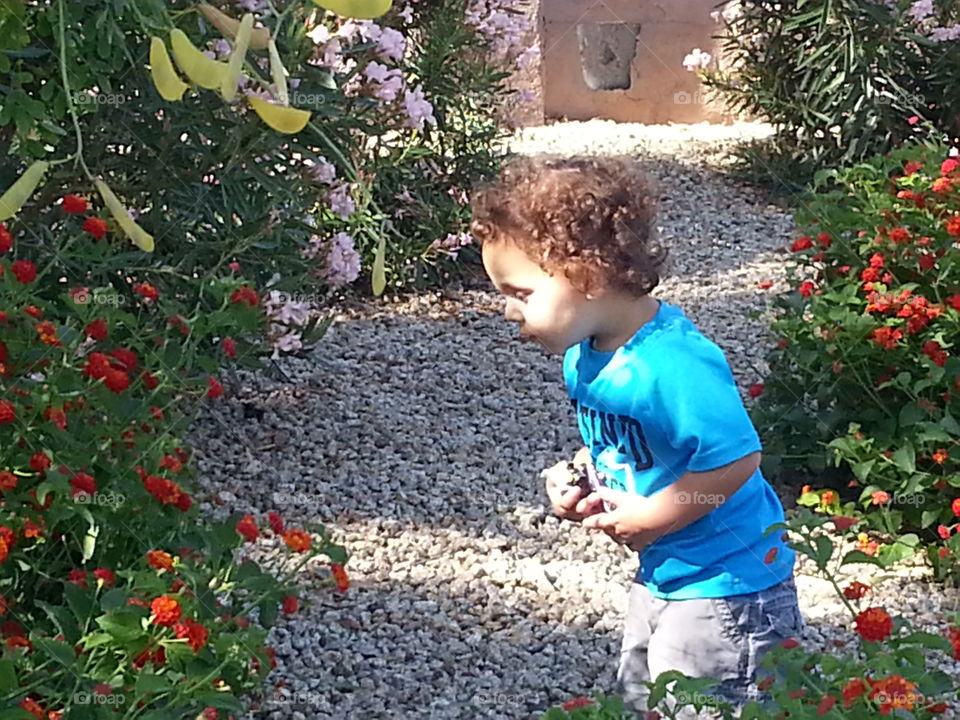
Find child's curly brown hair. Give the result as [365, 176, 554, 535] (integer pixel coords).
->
[470, 156, 666, 297]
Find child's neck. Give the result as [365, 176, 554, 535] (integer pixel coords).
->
[590, 294, 660, 353]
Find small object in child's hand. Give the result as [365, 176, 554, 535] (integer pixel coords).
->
[564, 462, 613, 513]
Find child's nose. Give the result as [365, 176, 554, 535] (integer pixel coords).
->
[504, 297, 523, 323]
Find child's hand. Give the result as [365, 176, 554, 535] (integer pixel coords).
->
[541, 460, 594, 521]
[580, 487, 663, 552]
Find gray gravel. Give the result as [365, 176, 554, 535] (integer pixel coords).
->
[190, 121, 960, 719]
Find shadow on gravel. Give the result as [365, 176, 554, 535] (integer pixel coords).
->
[249, 577, 623, 720]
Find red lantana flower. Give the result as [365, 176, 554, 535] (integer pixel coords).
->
[173, 618, 209, 652]
[267, 511, 284, 534]
[230, 285, 259, 306]
[0, 472, 17, 492]
[331, 563, 349, 592]
[207, 377, 224, 399]
[0, 400, 14, 425]
[854, 606, 893, 642]
[61, 194, 88, 213]
[236, 514, 258, 543]
[843, 581, 870, 600]
[92, 568, 116, 587]
[871, 327, 902, 350]
[134, 283, 159, 302]
[0, 223, 12, 253]
[84, 318, 108, 341]
[11, 260, 36, 284]
[561, 697, 594, 711]
[83, 217, 109, 239]
[282, 596, 299, 614]
[748, 383, 764, 398]
[842, 678, 867, 708]
[69, 472, 96, 498]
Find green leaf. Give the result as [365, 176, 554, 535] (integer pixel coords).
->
[890, 442, 915, 474]
[135, 672, 171, 694]
[63, 582, 95, 623]
[813, 535, 833, 568]
[36, 601, 81, 644]
[898, 402, 926, 429]
[34, 637, 75, 667]
[921, 509, 940, 529]
[258, 597, 279, 628]
[0, 659, 18, 693]
[840, 550, 883, 567]
[191, 692, 243, 712]
[95, 611, 144, 642]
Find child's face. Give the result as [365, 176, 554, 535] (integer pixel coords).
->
[481, 240, 599, 355]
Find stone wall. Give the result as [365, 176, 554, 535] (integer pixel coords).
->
[505, 0, 738, 126]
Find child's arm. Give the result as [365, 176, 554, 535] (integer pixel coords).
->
[579, 452, 760, 549]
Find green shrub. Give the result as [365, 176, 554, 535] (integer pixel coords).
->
[752, 140, 960, 577]
[702, 0, 960, 188]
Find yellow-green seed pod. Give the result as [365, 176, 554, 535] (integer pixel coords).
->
[196, 3, 271, 51]
[0, 161, 49, 221]
[170, 28, 229, 90]
[246, 95, 311, 134]
[95, 180, 155, 252]
[220, 13, 254, 102]
[372, 235, 386, 296]
[312, 0, 393, 19]
[149, 37, 190, 102]
[267, 38, 289, 107]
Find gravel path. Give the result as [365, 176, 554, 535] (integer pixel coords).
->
[190, 121, 960, 720]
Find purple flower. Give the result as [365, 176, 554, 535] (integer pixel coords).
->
[377, 27, 406, 62]
[328, 183, 356, 219]
[324, 231, 362, 287]
[403, 85, 436, 131]
[307, 156, 337, 185]
[930, 23, 960, 40]
[907, 0, 934, 21]
[236, 0, 268, 12]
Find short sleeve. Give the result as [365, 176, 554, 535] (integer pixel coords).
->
[643, 331, 761, 473]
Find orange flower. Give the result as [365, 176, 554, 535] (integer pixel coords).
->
[6, 635, 31, 650]
[854, 607, 893, 642]
[150, 595, 181, 627]
[35, 321, 60, 346]
[801, 485, 812, 496]
[146, 550, 174, 571]
[821, 490, 836, 505]
[842, 678, 867, 708]
[282, 529, 312, 553]
[868, 674, 918, 713]
[871, 490, 890, 505]
[842, 581, 870, 600]
[932, 449, 948, 465]
[331, 563, 349, 592]
[952, 498, 960, 518]
[856, 532, 879, 556]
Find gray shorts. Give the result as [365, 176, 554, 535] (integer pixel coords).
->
[617, 576, 804, 718]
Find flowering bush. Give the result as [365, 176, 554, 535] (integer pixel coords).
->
[0, 202, 347, 716]
[696, 0, 960, 187]
[751, 141, 960, 577]
[0, 0, 529, 298]
[539, 510, 960, 719]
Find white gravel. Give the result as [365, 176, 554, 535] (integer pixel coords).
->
[189, 121, 960, 719]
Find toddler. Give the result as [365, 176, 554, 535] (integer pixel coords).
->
[471, 156, 803, 717]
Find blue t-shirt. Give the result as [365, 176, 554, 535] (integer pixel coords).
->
[563, 301, 795, 600]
